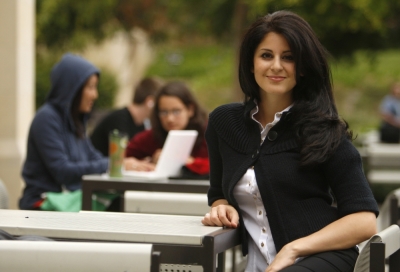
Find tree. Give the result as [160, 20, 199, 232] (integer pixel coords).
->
[36, 0, 400, 57]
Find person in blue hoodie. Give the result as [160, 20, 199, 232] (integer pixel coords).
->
[19, 53, 109, 210]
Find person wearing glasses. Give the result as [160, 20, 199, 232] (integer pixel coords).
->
[124, 81, 209, 172]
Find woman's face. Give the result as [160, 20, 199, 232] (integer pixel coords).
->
[79, 74, 98, 113]
[158, 95, 194, 131]
[253, 32, 296, 100]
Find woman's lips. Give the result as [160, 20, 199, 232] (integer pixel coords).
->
[267, 76, 285, 82]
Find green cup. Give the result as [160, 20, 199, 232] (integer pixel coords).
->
[108, 129, 128, 177]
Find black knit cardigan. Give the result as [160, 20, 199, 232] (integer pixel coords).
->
[205, 101, 379, 255]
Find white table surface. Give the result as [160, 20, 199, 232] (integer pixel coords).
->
[0, 209, 221, 245]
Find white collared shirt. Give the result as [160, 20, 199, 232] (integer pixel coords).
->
[233, 103, 292, 272]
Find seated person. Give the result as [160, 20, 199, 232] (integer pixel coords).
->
[90, 77, 164, 156]
[124, 81, 209, 174]
[379, 82, 400, 143]
[19, 53, 108, 210]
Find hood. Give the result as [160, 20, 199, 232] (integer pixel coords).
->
[46, 53, 100, 113]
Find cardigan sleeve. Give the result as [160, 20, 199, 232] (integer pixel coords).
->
[322, 138, 379, 218]
[205, 117, 225, 206]
[125, 130, 159, 159]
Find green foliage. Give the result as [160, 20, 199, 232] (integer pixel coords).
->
[36, 0, 118, 50]
[264, 0, 395, 56]
[332, 50, 400, 133]
[35, 53, 59, 108]
[36, 0, 400, 57]
[95, 67, 118, 110]
[146, 42, 236, 112]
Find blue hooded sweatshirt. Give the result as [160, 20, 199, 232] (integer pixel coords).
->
[19, 54, 109, 210]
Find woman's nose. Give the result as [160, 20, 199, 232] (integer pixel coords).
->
[271, 57, 283, 71]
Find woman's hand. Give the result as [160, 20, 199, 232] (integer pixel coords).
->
[265, 243, 298, 272]
[123, 157, 155, 171]
[201, 199, 239, 228]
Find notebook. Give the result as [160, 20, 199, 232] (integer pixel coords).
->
[122, 130, 198, 180]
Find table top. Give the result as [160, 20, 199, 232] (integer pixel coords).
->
[83, 174, 210, 186]
[0, 209, 222, 245]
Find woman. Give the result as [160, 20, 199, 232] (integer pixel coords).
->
[201, 11, 378, 272]
[19, 53, 108, 210]
[124, 81, 208, 173]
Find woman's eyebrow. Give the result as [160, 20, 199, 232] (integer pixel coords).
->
[258, 48, 292, 54]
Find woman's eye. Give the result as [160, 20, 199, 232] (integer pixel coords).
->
[261, 53, 273, 59]
[283, 55, 294, 61]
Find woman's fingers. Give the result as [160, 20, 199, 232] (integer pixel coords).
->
[201, 205, 239, 228]
[219, 205, 239, 228]
[201, 212, 212, 225]
[210, 206, 224, 226]
[124, 158, 155, 171]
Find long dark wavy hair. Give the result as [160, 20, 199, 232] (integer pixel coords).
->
[150, 81, 208, 149]
[238, 10, 352, 166]
[70, 87, 85, 139]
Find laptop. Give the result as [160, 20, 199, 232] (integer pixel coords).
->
[122, 130, 198, 180]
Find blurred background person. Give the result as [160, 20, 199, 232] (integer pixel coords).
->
[19, 53, 108, 211]
[379, 82, 400, 143]
[90, 77, 164, 156]
[124, 81, 209, 174]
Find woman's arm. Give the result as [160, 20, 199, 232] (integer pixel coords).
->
[266, 139, 379, 272]
[381, 112, 400, 127]
[31, 111, 108, 186]
[201, 116, 239, 228]
[265, 211, 376, 272]
[125, 130, 157, 159]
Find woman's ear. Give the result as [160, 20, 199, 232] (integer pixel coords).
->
[144, 96, 155, 108]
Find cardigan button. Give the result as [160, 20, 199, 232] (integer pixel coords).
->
[267, 130, 278, 141]
[252, 149, 259, 158]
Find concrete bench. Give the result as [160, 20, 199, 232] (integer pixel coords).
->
[0, 240, 159, 272]
[362, 142, 400, 185]
[366, 143, 400, 169]
[368, 170, 400, 185]
[124, 191, 210, 216]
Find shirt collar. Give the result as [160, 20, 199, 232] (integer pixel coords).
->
[250, 100, 293, 138]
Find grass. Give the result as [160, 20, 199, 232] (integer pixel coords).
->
[146, 42, 400, 136]
[146, 42, 238, 112]
[332, 50, 400, 134]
